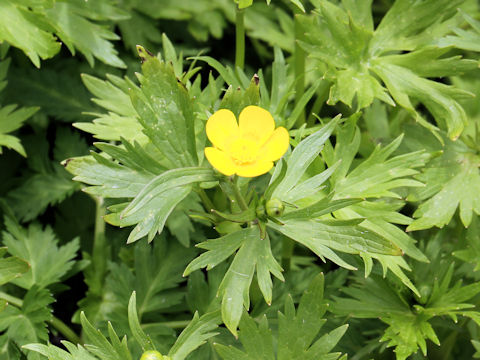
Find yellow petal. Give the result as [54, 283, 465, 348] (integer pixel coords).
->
[238, 105, 275, 146]
[260, 127, 290, 161]
[206, 109, 239, 150]
[205, 147, 237, 176]
[236, 161, 273, 178]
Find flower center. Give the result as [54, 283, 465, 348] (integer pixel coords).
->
[229, 138, 259, 165]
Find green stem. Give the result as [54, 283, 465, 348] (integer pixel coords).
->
[231, 178, 248, 211]
[80, 196, 108, 341]
[306, 80, 330, 127]
[294, 12, 306, 127]
[0, 291, 21, 307]
[281, 236, 295, 271]
[49, 316, 82, 345]
[235, 7, 246, 70]
[92, 196, 107, 289]
[0, 291, 81, 344]
[197, 189, 215, 212]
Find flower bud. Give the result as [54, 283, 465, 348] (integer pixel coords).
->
[140, 350, 167, 360]
[265, 198, 284, 217]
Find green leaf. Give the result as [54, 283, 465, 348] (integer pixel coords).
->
[235, 0, 253, 9]
[0, 247, 29, 286]
[131, 47, 198, 167]
[0, 103, 38, 157]
[121, 168, 216, 218]
[130, 0, 229, 41]
[408, 138, 480, 230]
[28, 306, 218, 360]
[453, 216, 480, 270]
[115, 187, 192, 244]
[84, 239, 195, 341]
[7, 129, 85, 221]
[219, 75, 260, 118]
[371, 61, 472, 140]
[66, 147, 207, 242]
[128, 292, 155, 352]
[0, 335, 26, 360]
[288, 0, 305, 13]
[0, 287, 53, 360]
[215, 315, 274, 360]
[324, 119, 429, 265]
[215, 273, 348, 360]
[2, 215, 78, 289]
[117, 11, 162, 53]
[44, 2, 125, 68]
[336, 201, 428, 263]
[259, 47, 294, 116]
[0, 0, 126, 68]
[77, 73, 147, 143]
[380, 314, 439, 360]
[186, 227, 283, 336]
[24, 342, 98, 360]
[219, 229, 280, 335]
[473, 340, 480, 359]
[0, 1, 60, 67]
[192, 56, 245, 89]
[280, 197, 361, 220]
[5, 63, 96, 123]
[184, 231, 247, 276]
[438, 10, 480, 52]
[284, 78, 323, 129]
[332, 245, 480, 360]
[168, 311, 221, 360]
[81, 312, 132, 360]
[244, 4, 295, 52]
[334, 136, 427, 199]
[301, 0, 477, 139]
[269, 219, 402, 270]
[65, 154, 155, 198]
[272, 116, 340, 199]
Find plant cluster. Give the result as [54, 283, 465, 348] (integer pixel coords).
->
[1, 0, 480, 359]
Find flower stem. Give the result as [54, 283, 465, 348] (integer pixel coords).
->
[294, 12, 306, 127]
[231, 178, 249, 211]
[235, 6, 246, 70]
[0, 291, 81, 344]
[197, 188, 215, 212]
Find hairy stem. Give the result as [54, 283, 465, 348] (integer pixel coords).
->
[197, 188, 215, 212]
[235, 7, 246, 70]
[0, 291, 81, 344]
[231, 178, 249, 211]
[294, 12, 306, 127]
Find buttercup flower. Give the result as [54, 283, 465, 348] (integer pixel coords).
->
[205, 105, 289, 177]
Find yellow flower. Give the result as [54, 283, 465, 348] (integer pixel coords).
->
[205, 105, 289, 177]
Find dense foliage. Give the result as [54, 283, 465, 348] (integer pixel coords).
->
[1, 0, 480, 359]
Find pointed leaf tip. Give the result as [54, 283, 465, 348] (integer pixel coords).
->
[136, 45, 154, 63]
